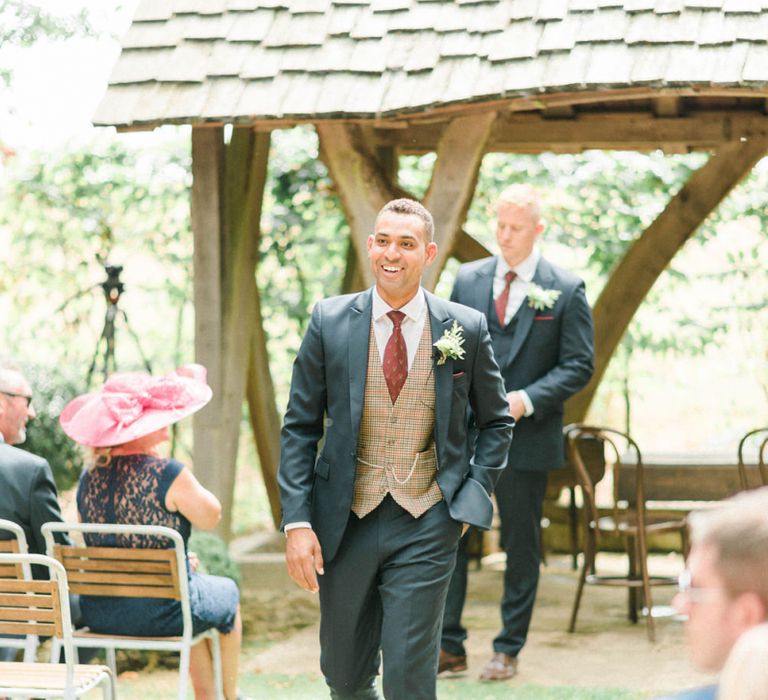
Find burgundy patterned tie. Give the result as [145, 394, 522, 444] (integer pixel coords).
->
[495, 270, 517, 326]
[383, 310, 407, 403]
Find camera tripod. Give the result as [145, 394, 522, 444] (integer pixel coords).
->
[85, 264, 153, 387]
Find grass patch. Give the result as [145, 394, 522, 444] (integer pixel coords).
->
[236, 674, 646, 699]
[108, 669, 647, 699]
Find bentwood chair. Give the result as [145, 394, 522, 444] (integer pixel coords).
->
[43, 522, 223, 700]
[565, 425, 688, 642]
[737, 427, 768, 491]
[0, 552, 114, 698]
[0, 519, 39, 662]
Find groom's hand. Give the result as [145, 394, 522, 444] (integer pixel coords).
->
[286, 527, 324, 593]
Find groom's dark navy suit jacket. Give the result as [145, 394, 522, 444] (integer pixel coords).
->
[278, 287, 513, 563]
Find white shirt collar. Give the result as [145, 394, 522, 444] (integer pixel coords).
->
[372, 286, 426, 323]
[496, 247, 540, 283]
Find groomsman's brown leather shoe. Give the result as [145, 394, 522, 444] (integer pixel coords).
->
[438, 649, 468, 674]
[478, 652, 518, 681]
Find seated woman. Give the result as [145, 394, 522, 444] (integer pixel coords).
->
[60, 365, 244, 700]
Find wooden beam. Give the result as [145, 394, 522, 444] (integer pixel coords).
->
[566, 137, 768, 423]
[654, 96, 682, 118]
[318, 123, 416, 289]
[371, 112, 768, 154]
[452, 229, 492, 264]
[335, 130, 403, 293]
[423, 111, 497, 289]
[341, 238, 367, 294]
[491, 112, 768, 152]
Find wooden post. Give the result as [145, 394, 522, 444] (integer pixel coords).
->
[191, 126, 271, 538]
[192, 127, 226, 502]
[566, 137, 768, 423]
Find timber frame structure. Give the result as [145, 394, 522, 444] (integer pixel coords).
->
[95, 0, 768, 536]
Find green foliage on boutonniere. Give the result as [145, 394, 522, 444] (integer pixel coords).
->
[433, 320, 466, 366]
[527, 283, 562, 311]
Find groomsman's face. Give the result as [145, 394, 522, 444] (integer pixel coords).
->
[495, 201, 543, 268]
[368, 211, 437, 309]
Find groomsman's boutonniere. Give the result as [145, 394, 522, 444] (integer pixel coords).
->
[433, 321, 465, 366]
[527, 283, 561, 311]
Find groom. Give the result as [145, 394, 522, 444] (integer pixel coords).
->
[279, 198, 513, 699]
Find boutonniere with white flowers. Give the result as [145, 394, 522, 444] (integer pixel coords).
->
[433, 321, 465, 365]
[527, 283, 561, 311]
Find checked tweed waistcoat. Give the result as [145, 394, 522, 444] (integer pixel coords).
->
[351, 319, 443, 519]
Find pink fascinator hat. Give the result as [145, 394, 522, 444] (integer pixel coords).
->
[59, 364, 213, 448]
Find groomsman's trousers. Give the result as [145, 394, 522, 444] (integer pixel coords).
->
[319, 495, 461, 700]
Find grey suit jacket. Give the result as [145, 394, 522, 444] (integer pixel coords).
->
[451, 255, 594, 472]
[278, 288, 513, 563]
[0, 442, 69, 578]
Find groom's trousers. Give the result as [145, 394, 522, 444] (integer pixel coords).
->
[319, 495, 461, 700]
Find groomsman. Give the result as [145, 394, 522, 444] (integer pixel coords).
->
[440, 185, 594, 681]
[279, 198, 513, 699]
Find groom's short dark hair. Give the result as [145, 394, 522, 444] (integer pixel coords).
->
[378, 198, 435, 242]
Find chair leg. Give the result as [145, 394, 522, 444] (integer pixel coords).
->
[211, 631, 224, 700]
[104, 670, 116, 700]
[106, 647, 117, 678]
[639, 544, 656, 642]
[568, 486, 579, 571]
[50, 636, 62, 663]
[178, 645, 191, 700]
[568, 530, 593, 633]
[626, 535, 639, 624]
[22, 634, 37, 663]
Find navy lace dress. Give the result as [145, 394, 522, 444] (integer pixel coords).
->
[76, 455, 238, 637]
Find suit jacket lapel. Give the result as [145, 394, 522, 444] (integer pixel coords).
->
[504, 257, 553, 366]
[349, 289, 373, 439]
[426, 292, 453, 457]
[472, 257, 496, 314]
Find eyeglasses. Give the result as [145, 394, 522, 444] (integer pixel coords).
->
[1, 391, 33, 408]
[677, 569, 724, 604]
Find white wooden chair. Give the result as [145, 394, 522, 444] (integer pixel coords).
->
[43, 522, 223, 700]
[0, 552, 114, 698]
[0, 519, 38, 662]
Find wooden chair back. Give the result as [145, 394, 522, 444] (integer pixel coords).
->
[737, 427, 768, 491]
[0, 570, 63, 641]
[51, 541, 182, 601]
[0, 520, 29, 582]
[566, 424, 645, 532]
[0, 552, 115, 699]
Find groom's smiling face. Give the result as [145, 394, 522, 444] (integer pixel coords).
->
[368, 211, 437, 309]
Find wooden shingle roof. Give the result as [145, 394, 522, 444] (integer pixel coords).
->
[94, 0, 768, 129]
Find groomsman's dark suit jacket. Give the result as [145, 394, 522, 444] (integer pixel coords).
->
[443, 254, 594, 659]
[452, 256, 593, 473]
[279, 287, 513, 564]
[0, 439, 69, 579]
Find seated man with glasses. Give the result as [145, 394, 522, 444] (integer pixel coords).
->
[657, 486, 768, 699]
[0, 364, 73, 659]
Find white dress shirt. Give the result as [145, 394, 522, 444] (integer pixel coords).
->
[494, 248, 541, 417]
[371, 286, 427, 370]
[493, 247, 541, 325]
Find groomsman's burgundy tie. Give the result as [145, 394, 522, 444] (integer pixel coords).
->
[495, 270, 517, 326]
[383, 310, 407, 403]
